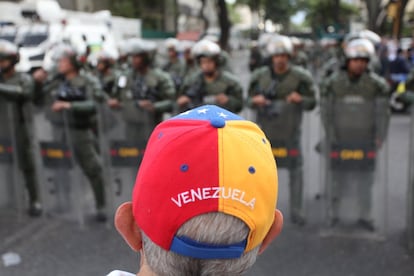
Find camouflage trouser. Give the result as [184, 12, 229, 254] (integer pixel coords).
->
[16, 124, 39, 205]
[289, 166, 303, 220]
[69, 128, 106, 209]
[273, 137, 304, 221]
[331, 170, 374, 221]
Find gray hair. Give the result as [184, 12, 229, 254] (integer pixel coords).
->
[142, 212, 260, 276]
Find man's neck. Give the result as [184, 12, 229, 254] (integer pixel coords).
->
[65, 70, 78, 80]
[204, 70, 219, 82]
[136, 67, 148, 75]
[273, 65, 289, 75]
[136, 264, 157, 276]
[100, 68, 111, 77]
[347, 71, 363, 80]
[136, 255, 157, 276]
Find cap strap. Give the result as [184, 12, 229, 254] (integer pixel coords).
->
[170, 236, 247, 259]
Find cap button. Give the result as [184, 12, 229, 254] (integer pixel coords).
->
[210, 117, 225, 128]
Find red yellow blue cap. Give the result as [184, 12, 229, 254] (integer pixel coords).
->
[132, 105, 278, 259]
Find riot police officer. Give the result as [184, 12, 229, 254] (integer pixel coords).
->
[34, 45, 107, 222]
[108, 38, 175, 142]
[93, 50, 119, 97]
[0, 40, 42, 216]
[116, 41, 130, 73]
[320, 38, 389, 231]
[163, 38, 186, 90]
[180, 40, 197, 80]
[248, 40, 263, 72]
[290, 37, 309, 68]
[247, 35, 317, 226]
[177, 39, 243, 113]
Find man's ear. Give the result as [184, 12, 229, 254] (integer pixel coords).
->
[258, 209, 283, 254]
[115, 202, 143, 252]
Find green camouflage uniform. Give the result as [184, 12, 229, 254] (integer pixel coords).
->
[41, 72, 107, 210]
[247, 65, 317, 223]
[112, 68, 175, 143]
[0, 72, 40, 207]
[163, 59, 186, 90]
[320, 69, 390, 222]
[291, 50, 309, 68]
[179, 70, 243, 113]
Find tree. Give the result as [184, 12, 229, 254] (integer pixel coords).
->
[364, 0, 385, 33]
[303, 0, 358, 36]
[217, 0, 231, 50]
[264, 0, 294, 31]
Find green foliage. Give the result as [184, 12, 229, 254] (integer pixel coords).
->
[264, 0, 294, 25]
[227, 3, 242, 24]
[109, 0, 138, 18]
[235, 0, 265, 11]
[303, 0, 358, 31]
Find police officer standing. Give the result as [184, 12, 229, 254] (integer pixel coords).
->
[93, 50, 119, 97]
[248, 40, 263, 72]
[177, 39, 243, 113]
[320, 38, 389, 231]
[0, 40, 42, 216]
[247, 35, 317, 226]
[163, 38, 186, 91]
[290, 37, 309, 69]
[34, 45, 107, 222]
[180, 40, 197, 80]
[108, 39, 175, 143]
[116, 41, 130, 73]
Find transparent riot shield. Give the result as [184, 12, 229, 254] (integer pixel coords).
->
[34, 107, 86, 226]
[256, 100, 307, 222]
[99, 104, 147, 215]
[0, 101, 25, 216]
[320, 96, 389, 239]
[407, 105, 414, 251]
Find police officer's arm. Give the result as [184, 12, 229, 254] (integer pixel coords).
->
[67, 100, 96, 115]
[86, 72, 109, 103]
[319, 77, 332, 131]
[0, 74, 34, 101]
[176, 74, 194, 109]
[68, 76, 99, 115]
[153, 72, 176, 113]
[32, 71, 63, 107]
[178, 75, 191, 97]
[297, 71, 317, 110]
[223, 75, 243, 113]
[246, 68, 263, 108]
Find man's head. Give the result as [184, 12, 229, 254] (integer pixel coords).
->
[345, 38, 374, 77]
[192, 40, 221, 77]
[267, 35, 293, 74]
[165, 38, 179, 60]
[115, 105, 283, 275]
[96, 51, 115, 73]
[128, 38, 156, 71]
[180, 40, 195, 63]
[57, 47, 81, 75]
[0, 39, 19, 74]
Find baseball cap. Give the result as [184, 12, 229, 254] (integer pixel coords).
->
[132, 105, 278, 259]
